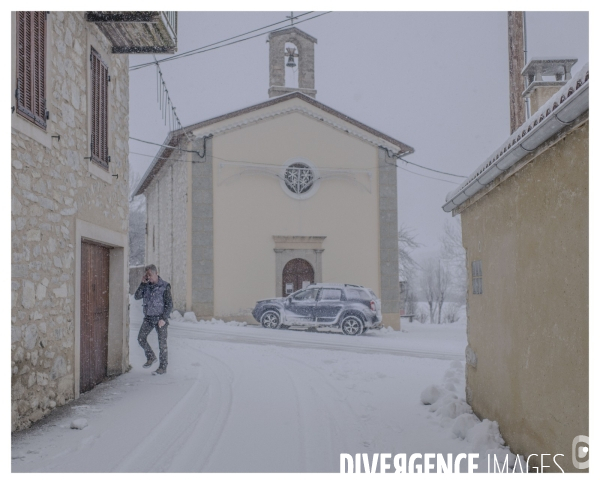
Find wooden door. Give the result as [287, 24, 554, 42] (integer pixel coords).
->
[282, 258, 314, 296]
[80, 241, 110, 393]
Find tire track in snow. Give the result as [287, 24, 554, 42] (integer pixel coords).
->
[278, 352, 357, 471]
[135, 323, 463, 361]
[163, 342, 235, 471]
[110, 345, 209, 471]
[110, 339, 234, 472]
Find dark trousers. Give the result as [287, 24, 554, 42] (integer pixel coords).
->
[138, 317, 168, 369]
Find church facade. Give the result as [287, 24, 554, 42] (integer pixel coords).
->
[134, 27, 413, 330]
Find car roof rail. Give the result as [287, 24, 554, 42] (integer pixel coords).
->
[344, 284, 364, 288]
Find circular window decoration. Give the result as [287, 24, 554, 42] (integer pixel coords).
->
[284, 162, 314, 194]
[279, 158, 320, 200]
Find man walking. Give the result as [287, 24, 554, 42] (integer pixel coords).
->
[134, 264, 172, 375]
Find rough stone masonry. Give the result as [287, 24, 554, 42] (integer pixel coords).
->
[11, 12, 129, 431]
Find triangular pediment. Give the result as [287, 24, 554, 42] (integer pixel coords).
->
[181, 92, 413, 154]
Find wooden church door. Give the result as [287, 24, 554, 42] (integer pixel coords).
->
[282, 258, 315, 296]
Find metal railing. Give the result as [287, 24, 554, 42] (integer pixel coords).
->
[161, 11, 177, 42]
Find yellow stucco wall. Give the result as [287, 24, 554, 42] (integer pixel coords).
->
[210, 110, 382, 319]
[460, 121, 588, 472]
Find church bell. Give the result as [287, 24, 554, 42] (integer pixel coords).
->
[286, 55, 296, 68]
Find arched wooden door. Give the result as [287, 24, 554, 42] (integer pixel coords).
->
[282, 258, 315, 296]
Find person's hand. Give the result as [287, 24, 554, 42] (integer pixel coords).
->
[158, 319, 165, 328]
[141, 273, 148, 283]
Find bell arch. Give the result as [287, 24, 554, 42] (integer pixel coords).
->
[268, 27, 317, 98]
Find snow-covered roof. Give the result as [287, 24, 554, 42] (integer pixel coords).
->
[442, 63, 589, 213]
[134, 92, 414, 196]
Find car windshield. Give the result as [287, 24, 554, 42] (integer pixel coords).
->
[292, 288, 319, 301]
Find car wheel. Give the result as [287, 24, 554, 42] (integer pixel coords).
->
[261, 310, 280, 329]
[341, 315, 364, 336]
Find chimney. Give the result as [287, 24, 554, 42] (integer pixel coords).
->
[507, 12, 526, 134]
[522, 58, 578, 114]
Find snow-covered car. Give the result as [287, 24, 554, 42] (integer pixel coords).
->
[252, 283, 383, 335]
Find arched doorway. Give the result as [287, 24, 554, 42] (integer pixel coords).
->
[282, 258, 314, 296]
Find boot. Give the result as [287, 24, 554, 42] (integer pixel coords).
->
[143, 356, 157, 368]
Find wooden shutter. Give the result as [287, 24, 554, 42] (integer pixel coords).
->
[91, 47, 109, 169]
[16, 11, 46, 129]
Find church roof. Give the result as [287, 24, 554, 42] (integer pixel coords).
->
[269, 26, 318, 43]
[134, 92, 414, 196]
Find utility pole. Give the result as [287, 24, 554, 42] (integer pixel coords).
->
[507, 11, 526, 134]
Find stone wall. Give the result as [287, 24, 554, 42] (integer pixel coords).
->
[11, 12, 129, 432]
[378, 147, 401, 330]
[144, 153, 190, 314]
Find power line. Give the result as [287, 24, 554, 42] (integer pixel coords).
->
[130, 136, 196, 153]
[395, 163, 461, 185]
[129, 12, 314, 71]
[129, 12, 331, 71]
[380, 147, 467, 179]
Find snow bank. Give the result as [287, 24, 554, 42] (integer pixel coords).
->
[70, 418, 88, 430]
[183, 311, 197, 322]
[420, 360, 527, 471]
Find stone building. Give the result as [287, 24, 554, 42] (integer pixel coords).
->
[134, 26, 413, 330]
[442, 61, 589, 471]
[11, 11, 177, 432]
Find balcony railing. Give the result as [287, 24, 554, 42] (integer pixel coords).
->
[87, 12, 178, 54]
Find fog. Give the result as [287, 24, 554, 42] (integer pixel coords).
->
[129, 11, 588, 260]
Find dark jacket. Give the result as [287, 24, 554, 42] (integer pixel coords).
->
[134, 276, 173, 322]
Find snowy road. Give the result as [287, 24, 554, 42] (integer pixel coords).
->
[13, 309, 475, 472]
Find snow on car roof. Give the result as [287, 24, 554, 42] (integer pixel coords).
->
[307, 283, 366, 289]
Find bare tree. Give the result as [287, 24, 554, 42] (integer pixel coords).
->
[420, 257, 451, 324]
[420, 259, 437, 324]
[440, 217, 467, 305]
[398, 224, 421, 315]
[435, 260, 450, 324]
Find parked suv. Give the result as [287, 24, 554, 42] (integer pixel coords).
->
[252, 283, 383, 335]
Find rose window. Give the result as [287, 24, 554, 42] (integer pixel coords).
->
[284, 163, 315, 194]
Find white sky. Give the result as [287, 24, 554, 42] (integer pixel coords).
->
[128, 10, 589, 260]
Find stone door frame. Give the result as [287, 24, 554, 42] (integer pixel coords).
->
[74, 219, 128, 398]
[273, 236, 325, 297]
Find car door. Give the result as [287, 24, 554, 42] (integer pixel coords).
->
[315, 288, 345, 324]
[285, 287, 319, 324]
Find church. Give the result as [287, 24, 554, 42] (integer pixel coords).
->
[134, 26, 414, 330]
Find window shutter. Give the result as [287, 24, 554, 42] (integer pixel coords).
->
[90, 47, 109, 169]
[16, 11, 46, 129]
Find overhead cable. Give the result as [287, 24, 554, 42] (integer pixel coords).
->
[130, 11, 314, 71]
[381, 147, 467, 179]
[129, 12, 331, 71]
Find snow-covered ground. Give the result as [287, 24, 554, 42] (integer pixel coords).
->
[12, 298, 520, 472]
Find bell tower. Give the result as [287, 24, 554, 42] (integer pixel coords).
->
[268, 27, 317, 98]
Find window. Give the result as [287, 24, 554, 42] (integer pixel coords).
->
[90, 47, 109, 169]
[284, 162, 314, 194]
[472, 260, 483, 295]
[346, 288, 371, 300]
[293, 288, 319, 301]
[16, 12, 47, 129]
[320, 289, 342, 301]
